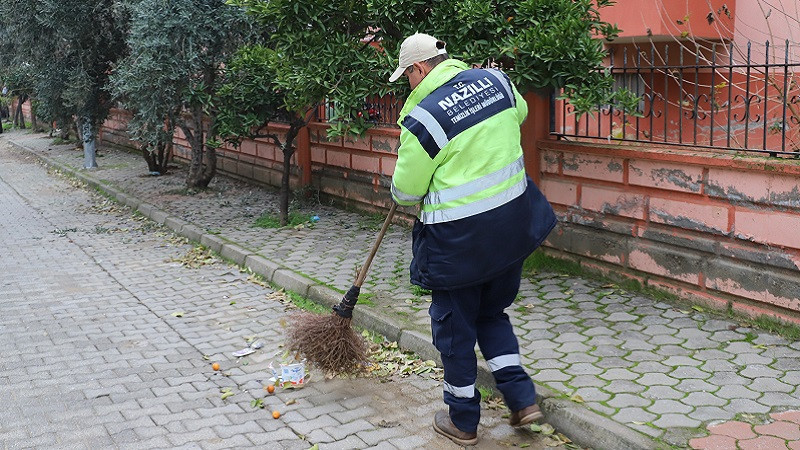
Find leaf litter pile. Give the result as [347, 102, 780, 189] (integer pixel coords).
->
[171, 245, 218, 268]
[363, 334, 443, 380]
[529, 423, 577, 448]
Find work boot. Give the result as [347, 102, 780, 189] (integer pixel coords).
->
[433, 410, 478, 446]
[509, 404, 544, 427]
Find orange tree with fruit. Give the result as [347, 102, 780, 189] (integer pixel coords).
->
[216, 0, 638, 225]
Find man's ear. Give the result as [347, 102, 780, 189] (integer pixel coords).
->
[412, 61, 429, 76]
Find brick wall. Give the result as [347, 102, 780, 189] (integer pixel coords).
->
[165, 119, 403, 216]
[94, 99, 800, 323]
[538, 140, 800, 323]
[99, 108, 134, 149]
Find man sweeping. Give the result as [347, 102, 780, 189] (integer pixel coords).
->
[388, 33, 557, 446]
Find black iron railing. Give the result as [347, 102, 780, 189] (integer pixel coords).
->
[315, 95, 402, 128]
[553, 40, 800, 157]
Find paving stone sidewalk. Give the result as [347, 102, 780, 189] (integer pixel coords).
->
[0, 136, 564, 449]
[6, 130, 800, 449]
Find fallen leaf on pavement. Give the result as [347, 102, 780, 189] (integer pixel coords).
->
[569, 393, 584, 403]
[544, 437, 562, 447]
[220, 388, 234, 400]
[171, 246, 217, 268]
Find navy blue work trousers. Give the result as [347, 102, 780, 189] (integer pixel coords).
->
[428, 260, 537, 433]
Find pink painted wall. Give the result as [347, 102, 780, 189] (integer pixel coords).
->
[733, 0, 799, 64]
[601, 0, 735, 41]
[601, 0, 798, 67]
[538, 139, 800, 324]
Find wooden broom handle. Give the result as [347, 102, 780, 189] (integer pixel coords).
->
[354, 203, 398, 287]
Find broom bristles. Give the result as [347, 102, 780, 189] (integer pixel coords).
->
[287, 311, 369, 375]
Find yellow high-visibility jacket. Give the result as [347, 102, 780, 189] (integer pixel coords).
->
[391, 59, 556, 290]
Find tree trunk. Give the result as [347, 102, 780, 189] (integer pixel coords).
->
[279, 146, 292, 226]
[31, 107, 40, 132]
[277, 125, 301, 226]
[185, 109, 216, 188]
[81, 116, 98, 169]
[142, 138, 172, 175]
[14, 96, 27, 129]
[74, 117, 84, 149]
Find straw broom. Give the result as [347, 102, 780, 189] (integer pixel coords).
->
[287, 203, 398, 375]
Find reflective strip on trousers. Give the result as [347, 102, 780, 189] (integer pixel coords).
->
[421, 176, 526, 224]
[486, 354, 521, 372]
[443, 381, 475, 399]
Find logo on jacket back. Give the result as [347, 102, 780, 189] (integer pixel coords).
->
[400, 68, 514, 159]
[436, 75, 505, 124]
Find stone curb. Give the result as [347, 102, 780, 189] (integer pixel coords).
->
[8, 138, 656, 450]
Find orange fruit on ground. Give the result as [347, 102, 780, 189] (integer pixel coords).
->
[212, 362, 220, 371]
[272, 410, 281, 419]
[267, 385, 275, 394]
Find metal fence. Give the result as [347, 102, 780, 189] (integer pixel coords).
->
[553, 40, 800, 157]
[314, 94, 402, 128]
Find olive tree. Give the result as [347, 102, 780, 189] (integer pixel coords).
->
[39, 0, 127, 168]
[111, 0, 252, 184]
[0, 1, 38, 131]
[0, 0, 127, 167]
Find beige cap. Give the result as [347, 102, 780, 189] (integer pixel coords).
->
[388, 33, 447, 82]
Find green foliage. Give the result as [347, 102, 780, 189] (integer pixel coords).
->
[410, 284, 432, 297]
[750, 315, 800, 341]
[111, 0, 252, 183]
[215, 44, 287, 146]
[224, 0, 640, 224]
[0, 0, 128, 143]
[524, 249, 584, 277]
[226, 0, 391, 139]
[283, 289, 329, 314]
[478, 386, 494, 402]
[253, 211, 310, 228]
[371, 0, 637, 115]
